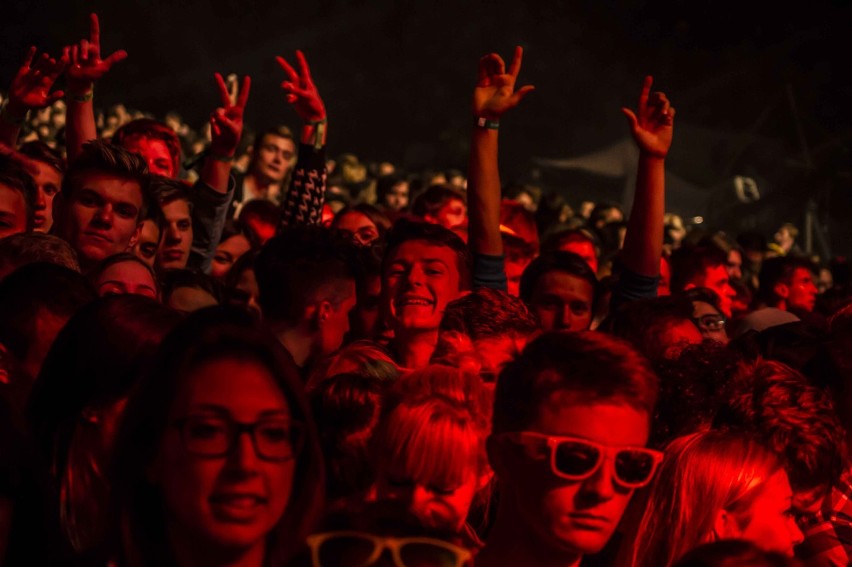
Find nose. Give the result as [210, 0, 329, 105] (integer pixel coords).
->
[580, 456, 616, 501]
[230, 430, 260, 472]
[789, 515, 805, 548]
[93, 204, 114, 227]
[404, 264, 426, 288]
[166, 223, 182, 244]
[35, 187, 46, 209]
[555, 305, 572, 330]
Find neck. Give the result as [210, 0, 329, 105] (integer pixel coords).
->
[274, 325, 313, 368]
[169, 524, 265, 567]
[247, 172, 279, 195]
[477, 498, 582, 567]
[392, 328, 438, 369]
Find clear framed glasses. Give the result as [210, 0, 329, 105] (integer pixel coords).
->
[173, 415, 303, 462]
[498, 431, 663, 488]
[694, 313, 726, 331]
[307, 531, 472, 567]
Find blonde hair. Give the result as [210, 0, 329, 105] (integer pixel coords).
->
[306, 340, 400, 391]
[625, 431, 783, 567]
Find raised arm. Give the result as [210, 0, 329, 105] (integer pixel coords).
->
[275, 51, 327, 227]
[620, 76, 674, 278]
[64, 13, 127, 161]
[200, 73, 250, 194]
[0, 47, 68, 148]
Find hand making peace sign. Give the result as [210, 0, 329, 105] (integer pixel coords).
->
[210, 73, 251, 158]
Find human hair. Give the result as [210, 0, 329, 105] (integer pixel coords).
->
[627, 431, 785, 567]
[333, 203, 392, 234]
[0, 232, 80, 278]
[382, 219, 472, 291]
[541, 227, 600, 257]
[757, 257, 816, 307]
[590, 202, 623, 227]
[18, 140, 66, 174]
[309, 372, 388, 501]
[88, 252, 160, 295]
[160, 269, 222, 306]
[670, 245, 728, 293]
[672, 540, 800, 567]
[61, 140, 151, 221]
[411, 184, 465, 220]
[714, 358, 846, 492]
[112, 118, 182, 177]
[493, 331, 658, 434]
[0, 262, 94, 367]
[681, 287, 723, 313]
[606, 295, 699, 363]
[148, 175, 192, 208]
[256, 226, 359, 325]
[439, 287, 537, 340]
[519, 250, 599, 305]
[107, 306, 325, 566]
[0, 152, 37, 232]
[376, 174, 408, 208]
[26, 295, 180, 553]
[307, 340, 400, 390]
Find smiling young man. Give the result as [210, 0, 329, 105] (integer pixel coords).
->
[478, 331, 660, 567]
[381, 220, 471, 370]
[52, 140, 151, 273]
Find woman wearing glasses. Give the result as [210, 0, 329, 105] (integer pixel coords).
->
[682, 287, 729, 344]
[107, 307, 324, 567]
[623, 430, 804, 567]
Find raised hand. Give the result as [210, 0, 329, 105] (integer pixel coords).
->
[622, 76, 675, 159]
[8, 47, 69, 112]
[66, 13, 128, 95]
[209, 73, 250, 158]
[473, 46, 535, 120]
[276, 51, 326, 122]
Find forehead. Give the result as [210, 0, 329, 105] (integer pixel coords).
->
[530, 393, 650, 447]
[259, 134, 295, 151]
[217, 233, 251, 256]
[32, 161, 63, 184]
[791, 267, 813, 282]
[98, 260, 156, 285]
[692, 300, 720, 317]
[337, 210, 375, 229]
[388, 239, 459, 268]
[160, 197, 191, 219]
[534, 271, 594, 301]
[440, 198, 466, 211]
[0, 184, 27, 214]
[71, 170, 143, 205]
[140, 219, 161, 242]
[122, 135, 172, 159]
[701, 263, 728, 283]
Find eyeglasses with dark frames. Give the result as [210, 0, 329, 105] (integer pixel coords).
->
[173, 415, 303, 462]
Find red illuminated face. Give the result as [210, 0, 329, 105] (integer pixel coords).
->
[335, 211, 380, 246]
[157, 199, 193, 271]
[318, 282, 357, 356]
[428, 198, 467, 230]
[55, 171, 143, 269]
[94, 259, 158, 299]
[384, 181, 409, 211]
[31, 160, 62, 232]
[500, 398, 650, 556]
[133, 219, 161, 268]
[692, 264, 735, 318]
[785, 268, 818, 312]
[383, 240, 463, 333]
[211, 234, 252, 279]
[528, 271, 594, 332]
[253, 134, 296, 184]
[505, 256, 531, 298]
[122, 136, 175, 178]
[151, 357, 296, 554]
[560, 239, 598, 275]
[0, 183, 28, 239]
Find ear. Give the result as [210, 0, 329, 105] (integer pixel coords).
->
[774, 282, 790, 300]
[712, 509, 741, 541]
[683, 283, 697, 291]
[423, 214, 438, 225]
[127, 221, 143, 250]
[317, 300, 333, 327]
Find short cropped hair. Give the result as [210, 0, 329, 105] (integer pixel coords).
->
[715, 358, 846, 492]
[670, 245, 728, 293]
[0, 153, 37, 232]
[0, 233, 80, 278]
[61, 140, 151, 221]
[256, 226, 359, 325]
[383, 220, 472, 290]
[757, 256, 816, 307]
[148, 175, 191, 207]
[493, 331, 658, 434]
[519, 250, 599, 304]
[440, 287, 537, 340]
[411, 185, 465, 220]
[112, 119, 182, 177]
[18, 141, 65, 174]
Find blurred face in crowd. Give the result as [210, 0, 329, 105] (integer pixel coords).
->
[335, 210, 380, 246]
[157, 199, 193, 271]
[782, 268, 818, 312]
[150, 356, 296, 556]
[688, 264, 735, 318]
[559, 237, 598, 276]
[496, 395, 651, 558]
[727, 249, 743, 282]
[0, 183, 28, 239]
[133, 219, 161, 267]
[252, 134, 296, 184]
[122, 135, 175, 178]
[94, 259, 158, 299]
[383, 240, 463, 333]
[691, 300, 728, 344]
[54, 171, 143, 269]
[317, 280, 358, 356]
[211, 234, 252, 279]
[428, 198, 467, 231]
[528, 271, 594, 333]
[384, 181, 409, 211]
[31, 160, 62, 232]
[228, 267, 261, 319]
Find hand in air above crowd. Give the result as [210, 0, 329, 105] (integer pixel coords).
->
[210, 73, 250, 158]
[473, 45, 535, 120]
[65, 13, 128, 95]
[276, 50, 326, 122]
[622, 76, 675, 160]
[8, 47, 69, 111]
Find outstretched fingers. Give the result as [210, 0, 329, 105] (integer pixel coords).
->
[276, 56, 299, 84]
[102, 49, 128, 71]
[236, 75, 251, 109]
[296, 50, 313, 86]
[89, 13, 100, 49]
[214, 73, 230, 106]
[507, 45, 524, 78]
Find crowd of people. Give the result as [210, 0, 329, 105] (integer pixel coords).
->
[0, 12, 850, 567]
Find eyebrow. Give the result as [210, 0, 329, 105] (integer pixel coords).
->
[189, 404, 290, 418]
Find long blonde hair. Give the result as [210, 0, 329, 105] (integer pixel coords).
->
[625, 431, 783, 567]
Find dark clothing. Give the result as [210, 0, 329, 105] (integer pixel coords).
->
[187, 176, 235, 274]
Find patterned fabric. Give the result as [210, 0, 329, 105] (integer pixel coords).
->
[797, 471, 852, 566]
[280, 143, 326, 228]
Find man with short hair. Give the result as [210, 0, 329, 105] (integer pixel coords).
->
[670, 245, 736, 317]
[255, 226, 359, 370]
[520, 251, 598, 332]
[52, 140, 150, 272]
[18, 141, 64, 233]
[231, 125, 297, 217]
[0, 153, 36, 239]
[758, 256, 819, 314]
[477, 331, 661, 567]
[148, 176, 193, 271]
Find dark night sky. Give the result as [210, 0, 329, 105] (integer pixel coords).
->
[2, 0, 850, 252]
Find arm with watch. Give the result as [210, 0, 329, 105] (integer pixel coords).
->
[468, 46, 535, 290]
[276, 50, 328, 228]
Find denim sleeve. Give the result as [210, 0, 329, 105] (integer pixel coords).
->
[187, 175, 235, 274]
[473, 252, 508, 292]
